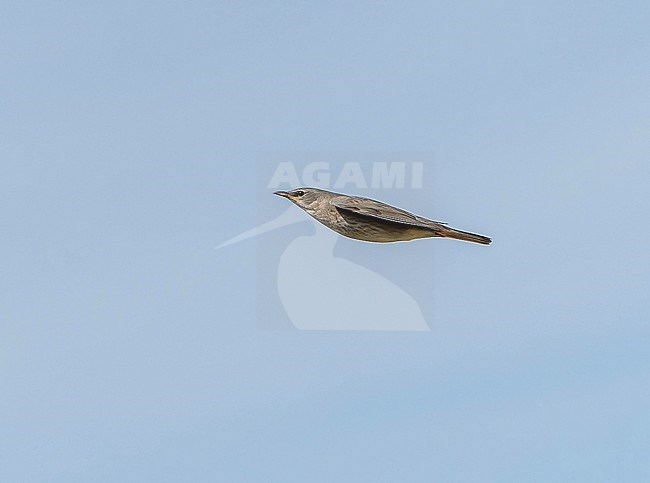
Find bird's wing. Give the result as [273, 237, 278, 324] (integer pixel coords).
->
[332, 196, 445, 228]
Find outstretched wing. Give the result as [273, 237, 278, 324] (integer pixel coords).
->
[332, 195, 445, 228]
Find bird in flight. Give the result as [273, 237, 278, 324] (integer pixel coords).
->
[274, 187, 491, 245]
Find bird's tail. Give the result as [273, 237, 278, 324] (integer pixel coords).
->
[440, 226, 492, 245]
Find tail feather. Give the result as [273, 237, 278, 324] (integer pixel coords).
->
[441, 227, 491, 245]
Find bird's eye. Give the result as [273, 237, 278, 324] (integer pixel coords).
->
[293, 190, 305, 197]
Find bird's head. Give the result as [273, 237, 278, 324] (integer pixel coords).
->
[273, 187, 325, 214]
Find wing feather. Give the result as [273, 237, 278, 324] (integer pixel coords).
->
[332, 195, 445, 228]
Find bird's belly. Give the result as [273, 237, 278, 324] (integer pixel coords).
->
[321, 211, 434, 243]
[340, 224, 432, 242]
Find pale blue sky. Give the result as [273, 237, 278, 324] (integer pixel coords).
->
[1, 1, 649, 481]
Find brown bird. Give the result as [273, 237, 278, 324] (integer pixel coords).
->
[274, 187, 491, 245]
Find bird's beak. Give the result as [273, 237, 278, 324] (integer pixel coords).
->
[274, 191, 290, 198]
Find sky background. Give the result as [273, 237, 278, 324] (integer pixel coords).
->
[2, 1, 650, 481]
